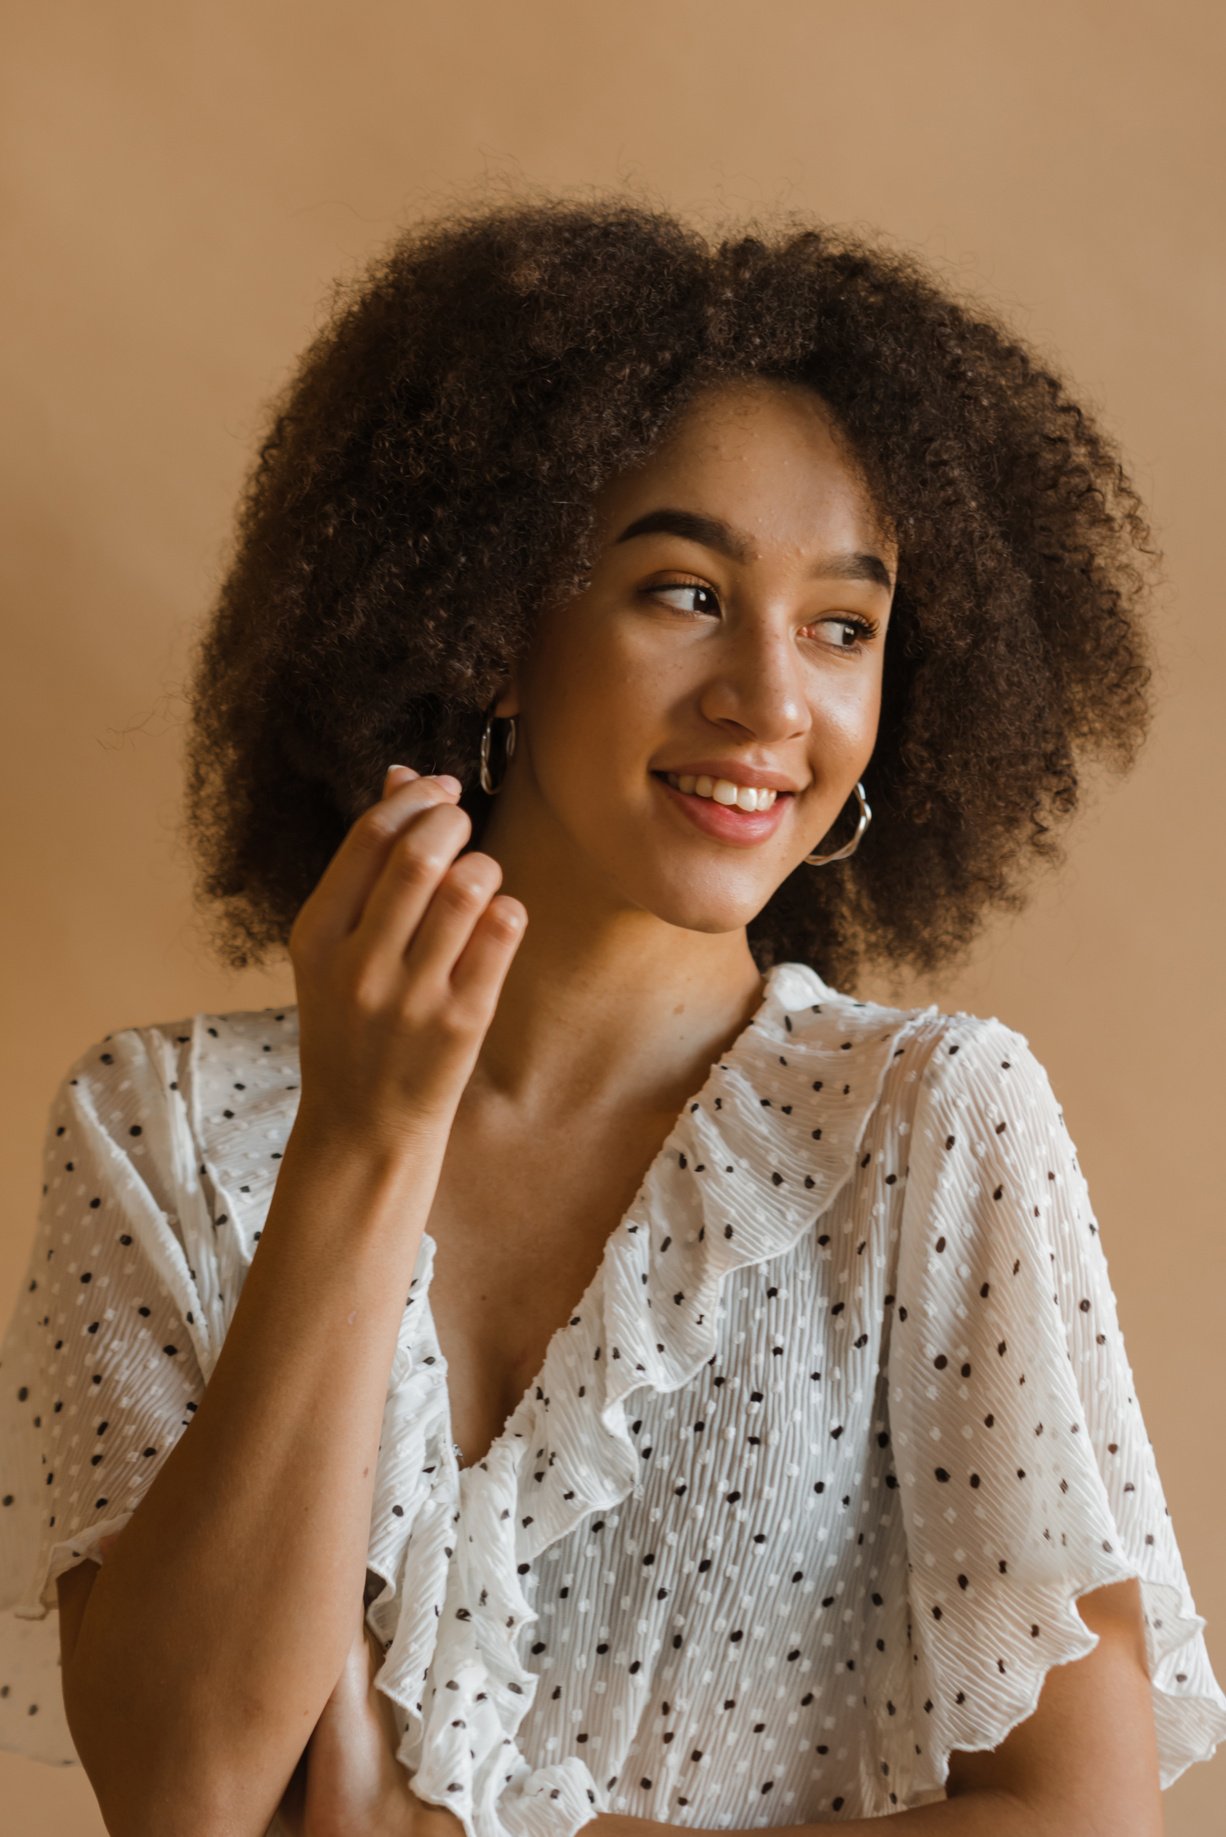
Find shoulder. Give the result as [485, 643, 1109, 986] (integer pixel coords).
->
[40, 1005, 303, 1287]
[780, 970, 1057, 1139]
[783, 968, 1037, 1080]
[59, 1003, 299, 1078]
[907, 1005, 1061, 1125]
[48, 1003, 301, 1150]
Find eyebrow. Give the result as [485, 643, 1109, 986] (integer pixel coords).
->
[610, 507, 894, 592]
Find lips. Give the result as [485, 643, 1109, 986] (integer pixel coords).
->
[651, 771, 792, 846]
[654, 763, 802, 794]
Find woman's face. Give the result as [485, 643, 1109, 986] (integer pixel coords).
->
[487, 377, 897, 940]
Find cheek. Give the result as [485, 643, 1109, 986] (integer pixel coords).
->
[810, 676, 881, 768]
[532, 631, 661, 775]
[526, 683, 643, 816]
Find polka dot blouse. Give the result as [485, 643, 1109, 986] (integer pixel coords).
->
[2, 961, 1224, 1836]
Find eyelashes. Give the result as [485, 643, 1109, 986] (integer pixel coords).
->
[641, 580, 880, 653]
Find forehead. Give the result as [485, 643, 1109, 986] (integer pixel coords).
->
[595, 378, 894, 565]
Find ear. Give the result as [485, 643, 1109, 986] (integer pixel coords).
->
[490, 673, 520, 722]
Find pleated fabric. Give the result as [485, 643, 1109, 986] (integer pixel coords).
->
[1, 963, 1223, 1836]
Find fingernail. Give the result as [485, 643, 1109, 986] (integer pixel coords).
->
[436, 774, 462, 794]
[386, 763, 416, 782]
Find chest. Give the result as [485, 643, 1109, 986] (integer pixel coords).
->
[423, 1102, 682, 1470]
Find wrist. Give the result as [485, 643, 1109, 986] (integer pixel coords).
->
[282, 1105, 448, 1197]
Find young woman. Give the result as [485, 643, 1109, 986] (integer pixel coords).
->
[2, 198, 1223, 1837]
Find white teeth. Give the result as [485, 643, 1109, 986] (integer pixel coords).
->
[665, 772, 778, 811]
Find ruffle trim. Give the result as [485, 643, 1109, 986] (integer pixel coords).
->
[31, 1510, 140, 1616]
[350, 963, 936, 1837]
[892, 1563, 1226, 1805]
[178, 967, 938, 1837]
[880, 1010, 1226, 1804]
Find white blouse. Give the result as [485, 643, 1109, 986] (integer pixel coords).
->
[2, 960, 1224, 1835]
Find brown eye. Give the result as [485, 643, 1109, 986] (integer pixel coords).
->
[818, 616, 879, 650]
[646, 581, 718, 613]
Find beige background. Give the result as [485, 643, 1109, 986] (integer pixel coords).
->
[3, 2, 1222, 1831]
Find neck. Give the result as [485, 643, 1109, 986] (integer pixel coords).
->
[462, 765, 777, 1119]
[465, 906, 767, 1121]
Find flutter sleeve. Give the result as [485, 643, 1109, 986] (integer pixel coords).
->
[881, 1012, 1226, 1804]
[0, 1024, 213, 1764]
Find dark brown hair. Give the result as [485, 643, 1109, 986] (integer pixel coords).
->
[182, 190, 1158, 991]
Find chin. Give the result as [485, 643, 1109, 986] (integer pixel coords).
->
[633, 868, 776, 937]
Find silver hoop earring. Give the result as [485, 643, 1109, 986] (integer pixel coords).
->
[479, 698, 518, 795]
[803, 781, 871, 866]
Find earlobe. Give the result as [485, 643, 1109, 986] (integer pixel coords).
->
[491, 678, 520, 722]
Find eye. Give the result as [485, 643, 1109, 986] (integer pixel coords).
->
[825, 614, 880, 650]
[649, 581, 720, 615]
[643, 582, 879, 653]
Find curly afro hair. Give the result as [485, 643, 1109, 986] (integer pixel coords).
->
[182, 190, 1158, 992]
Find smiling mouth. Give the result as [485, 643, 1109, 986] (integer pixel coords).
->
[650, 771, 794, 843]
[652, 770, 794, 811]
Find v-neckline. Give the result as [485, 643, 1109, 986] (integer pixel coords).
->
[353, 963, 938, 1819]
[416, 964, 785, 1484]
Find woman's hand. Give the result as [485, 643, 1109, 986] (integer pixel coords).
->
[303, 1608, 411, 1837]
[288, 761, 529, 1161]
[276, 1598, 463, 1837]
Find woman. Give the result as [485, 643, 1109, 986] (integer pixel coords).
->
[2, 197, 1223, 1837]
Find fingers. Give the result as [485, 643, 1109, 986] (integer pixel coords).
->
[437, 874, 528, 1008]
[288, 760, 530, 1142]
[349, 770, 527, 1000]
[294, 766, 463, 953]
[350, 795, 479, 975]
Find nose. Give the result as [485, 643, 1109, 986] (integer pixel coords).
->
[698, 617, 813, 745]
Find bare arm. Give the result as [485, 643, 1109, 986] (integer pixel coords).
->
[587, 1799, 1031, 1837]
[63, 1121, 445, 1837]
[62, 763, 528, 1837]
